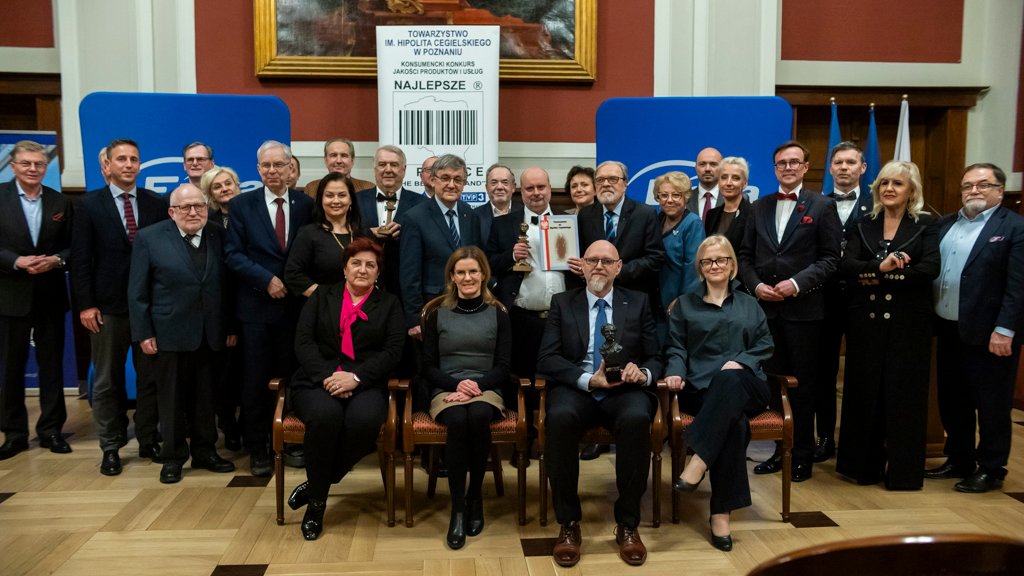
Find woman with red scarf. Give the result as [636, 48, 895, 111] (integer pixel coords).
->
[286, 236, 406, 540]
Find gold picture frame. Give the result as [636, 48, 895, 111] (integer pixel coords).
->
[254, 0, 596, 82]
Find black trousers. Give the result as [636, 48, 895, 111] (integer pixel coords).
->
[0, 308, 66, 441]
[239, 320, 297, 450]
[292, 385, 386, 501]
[154, 343, 219, 464]
[436, 401, 497, 509]
[816, 288, 847, 441]
[545, 385, 654, 528]
[679, 369, 769, 514]
[765, 317, 821, 465]
[935, 319, 1020, 479]
[214, 344, 242, 438]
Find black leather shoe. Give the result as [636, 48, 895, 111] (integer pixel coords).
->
[139, 443, 161, 460]
[250, 448, 272, 478]
[160, 462, 183, 484]
[754, 453, 783, 475]
[191, 454, 235, 473]
[792, 462, 813, 482]
[39, 433, 72, 454]
[579, 443, 610, 461]
[709, 518, 732, 551]
[812, 437, 835, 463]
[954, 472, 1004, 493]
[673, 471, 706, 493]
[446, 510, 466, 549]
[924, 461, 975, 480]
[0, 438, 30, 460]
[466, 499, 484, 537]
[283, 444, 306, 468]
[288, 481, 309, 510]
[301, 499, 326, 541]
[100, 450, 122, 476]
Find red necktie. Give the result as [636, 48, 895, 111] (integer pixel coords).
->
[775, 192, 798, 201]
[121, 193, 137, 243]
[274, 197, 286, 252]
[701, 191, 712, 221]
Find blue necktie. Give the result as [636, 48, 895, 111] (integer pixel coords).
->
[604, 211, 615, 242]
[446, 209, 460, 246]
[592, 299, 608, 400]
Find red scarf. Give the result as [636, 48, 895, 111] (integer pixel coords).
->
[339, 286, 371, 360]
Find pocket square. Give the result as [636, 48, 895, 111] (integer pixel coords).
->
[52, 212, 65, 222]
[989, 236, 1005, 242]
[801, 216, 814, 224]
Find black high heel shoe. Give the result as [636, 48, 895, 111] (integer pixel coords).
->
[709, 518, 732, 552]
[288, 481, 309, 510]
[446, 509, 466, 549]
[301, 499, 326, 541]
[672, 470, 706, 493]
[466, 499, 484, 537]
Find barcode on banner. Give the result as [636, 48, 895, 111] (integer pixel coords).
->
[397, 110, 478, 146]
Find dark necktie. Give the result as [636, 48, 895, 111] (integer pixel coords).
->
[702, 191, 713, 221]
[184, 234, 197, 249]
[604, 211, 615, 242]
[833, 191, 856, 202]
[274, 197, 286, 252]
[776, 192, 797, 201]
[446, 209, 460, 246]
[121, 193, 137, 243]
[592, 299, 609, 400]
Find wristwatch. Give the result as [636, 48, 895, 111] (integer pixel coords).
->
[56, 256, 66, 268]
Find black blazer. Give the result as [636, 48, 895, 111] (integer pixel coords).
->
[283, 224, 353, 296]
[738, 189, 843, 321]
[937, 206, 1024, 346]
[0, 181, 73, 317]
[475, 199, 522, 245]
[485, 208, 571, 309]
[686, 187, 724, 218]
[577, 197, 665, 297]
[71, 185, 168, 315]
[356, 186, 427, 298]
[291, 283, 406, 392]
[825, 188, 874, 232]
[536, 286, 662, 390]
[704, 197, 751, 255]
[127, 220, 230, 351]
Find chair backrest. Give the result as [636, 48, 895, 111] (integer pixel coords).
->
[747, 533, 1024, 576]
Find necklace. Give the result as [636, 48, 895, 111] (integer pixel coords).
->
[456, 300, 486, 313]
[330, 229, 349, 252]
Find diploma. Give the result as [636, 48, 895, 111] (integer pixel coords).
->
[539, 214, 579, 271]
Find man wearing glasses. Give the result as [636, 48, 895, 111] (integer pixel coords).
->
[0, 141, 73, 460]
[537, 240, 661, 567]
[928, 163, 1024, 493]
[738, 140, 842, 483]
[128, 183, 236, 483]
[224, 140, 313, 476]
[182, 142, 215, 187]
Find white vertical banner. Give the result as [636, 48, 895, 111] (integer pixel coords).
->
[894, 96, 911, 162]
[377, 26, 499, 206]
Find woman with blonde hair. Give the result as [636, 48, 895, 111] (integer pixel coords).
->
[201, 166, 241, 229]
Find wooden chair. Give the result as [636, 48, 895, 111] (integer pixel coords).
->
[270, 377, 399, 527]
[747, 533, 1024, 576]
[535, 377, 669, 527]
[400, 296, 529, 527]
[670, 373, 796, 523]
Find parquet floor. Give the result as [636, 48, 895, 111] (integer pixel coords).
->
[1, 397, 1023, 576]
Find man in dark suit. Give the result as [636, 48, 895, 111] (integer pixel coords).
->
[928, 163, 1024, 493]
[814, 141, 873, 462]
[128, 183, 236, 483]
[0, 140, 73, 460]
[475, 163, 517, 243]
[399, 154, 481, 334]
[302, 138, 374, 199]
[685, 147, 725, 225]
[537, 239, 661, 567]
[72, 138, 168, 475]
[738, 140, 842, 482]
[225, 140, 314, 477]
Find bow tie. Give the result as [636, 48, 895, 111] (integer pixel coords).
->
[775, 192, 798, 201]
[833, 191, 857, 201]
[376, 193, 397, 203]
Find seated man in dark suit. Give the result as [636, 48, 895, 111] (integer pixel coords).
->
[128, 183, 236, 483]
[537, 240, 661, 568]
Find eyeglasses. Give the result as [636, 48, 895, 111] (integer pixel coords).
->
[774, 160, 806, 169]
[595, 176, 624, 186]
[582, 257, 620, 267]
[259, 162, 288, 171]
[657, 192, 685, 201]
[13, 161, 46, 169]
[698, 256, 733, 269]
[959, 182, 1002, 193]
[185, 156, 210, 164]
[436, 175, 466, 186]
[170, 203, 207, 214]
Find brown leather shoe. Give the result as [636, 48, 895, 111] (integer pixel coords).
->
[552, 521, 582, 567]
[615, 524, 647, 566]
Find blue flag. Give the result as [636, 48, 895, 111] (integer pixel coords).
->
[822, 100, 841, 194]
[864, 104, 881, 193]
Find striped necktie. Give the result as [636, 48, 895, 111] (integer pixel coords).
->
[446, 209, 460, 246]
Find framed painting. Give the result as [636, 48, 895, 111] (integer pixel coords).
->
[254, 0, 596, 82]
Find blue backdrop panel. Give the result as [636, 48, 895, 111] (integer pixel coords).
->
[596, 96, 793, 204]
[79, 92, 290, 194]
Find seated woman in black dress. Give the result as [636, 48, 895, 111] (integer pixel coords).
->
[286, 237, 406, 540]
[285, 172, 363, 297]
[421, 246, 511, 549]
[664, 235, 773, 552]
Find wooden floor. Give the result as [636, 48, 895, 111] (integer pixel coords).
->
[1, 398, 1023, 576]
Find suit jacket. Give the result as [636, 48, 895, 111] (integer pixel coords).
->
[224, 188, 313, 324]
[704, 197, 751, 254]
[71, 185, 168, 315]
[686, 187, 725, 219]
[824, 188, 874, 233]
[937, 206, 1024, 346]
[291, 283, 406, 391]
[398, 198, 481, 326]
[485, 208, 571, 309]
[127, 220, 229, 351]
[537, 286, 662, 390]
[738, 188, 842, 321]
[0, 181, 73, 317]
[356, 186, 427, 298]
[577, 197, 665, 298]
[475, 199, 521, 245]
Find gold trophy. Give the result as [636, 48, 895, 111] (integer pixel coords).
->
[512, 222, 532, 273]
